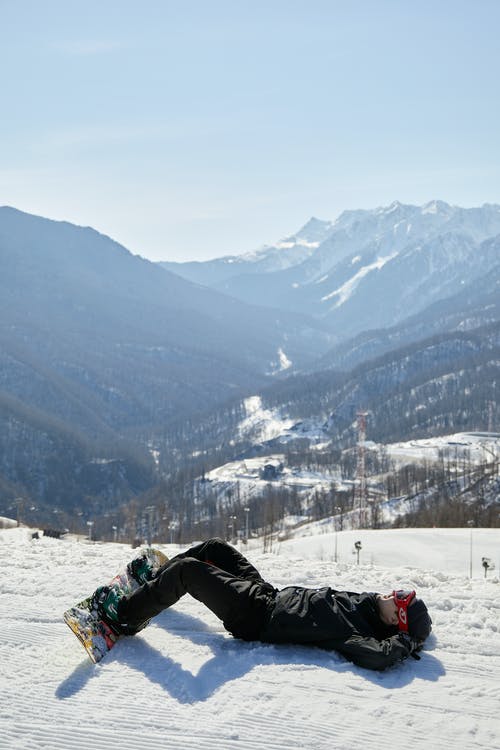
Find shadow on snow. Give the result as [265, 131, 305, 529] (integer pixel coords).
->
[56, 609, 445, 703]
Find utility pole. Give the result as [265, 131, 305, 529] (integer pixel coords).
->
[14, 497, 24, 527]
[467, 520, 473, 578]
[355, 411, 369, 528]
[244, 507, 250, 543]
[145, 505, 155, 545]
[334, 506, 341, 562]
[227, 515, 237, 543]
[488, 400, 495, 433]
[354, 540, 362, 565]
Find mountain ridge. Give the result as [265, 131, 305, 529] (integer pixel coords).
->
[1, 202, 499, 526]
[160, 201, 500, 345]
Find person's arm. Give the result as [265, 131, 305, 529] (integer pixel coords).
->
[322, 632, 420, 671]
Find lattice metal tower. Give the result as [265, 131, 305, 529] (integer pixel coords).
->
[488, 401, 496, 433]
[355, 411, 369, 528]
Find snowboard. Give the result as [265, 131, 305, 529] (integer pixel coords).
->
[64, 547, 168, 663]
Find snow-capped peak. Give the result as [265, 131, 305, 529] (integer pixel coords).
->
[421, 199, 452, 215]
[384, 200, 404, 214]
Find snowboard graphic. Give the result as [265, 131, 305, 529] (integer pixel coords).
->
[64, 547, 168, 663]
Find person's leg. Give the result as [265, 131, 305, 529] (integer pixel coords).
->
[170, 538, 267, 583]
[119, 556, 271, 640]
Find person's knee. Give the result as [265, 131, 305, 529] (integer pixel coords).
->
[178, 557, 214, 593]
[206, 537, 226, 546]
[155, 556, 202, 596]
[178, 556, 204, 579]
[157, 556, 197, 582]
[205, 537, 229, 551]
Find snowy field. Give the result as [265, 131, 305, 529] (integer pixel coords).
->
[204, 417, 500, 518]
[384, 432, 500, 466]
[279, 526, 500, 579]
[1, 526, 500, 750]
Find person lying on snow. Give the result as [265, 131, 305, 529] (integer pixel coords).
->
[95, 537, 432, 671]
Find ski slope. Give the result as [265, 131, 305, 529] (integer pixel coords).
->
[1, 526, 499, 750]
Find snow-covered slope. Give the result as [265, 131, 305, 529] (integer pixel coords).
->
[159, 217, 335, 286]
[317, 262, 500, 371]
[164, 201, 500, 344]
[2, 527, 499, 749]
[196, 423, 500, 524]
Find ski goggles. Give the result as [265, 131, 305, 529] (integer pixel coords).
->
[393, 589, 416, 632]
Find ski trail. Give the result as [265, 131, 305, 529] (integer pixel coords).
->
[1, 528, 499, 749]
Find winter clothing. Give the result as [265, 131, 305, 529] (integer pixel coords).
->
[406, 597, 432, 641]
[117, 538, 427, 671]
[259, 586, 413, 670]
[397, 632, 424, 658]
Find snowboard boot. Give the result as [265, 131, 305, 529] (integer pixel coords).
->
[91, 584, 129, 633]
[127, 549, 160, 585]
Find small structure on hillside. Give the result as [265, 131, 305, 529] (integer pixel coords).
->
[260, 461, 284, 481]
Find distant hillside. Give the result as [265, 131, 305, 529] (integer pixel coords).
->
[0, 388, 153, 523]
[107, 321, 500, 544]
[157, 320, 500, 467]
[162, 201, 500, 344]
[0, 206, 329, 519]
[3, 203, 499, 527]
[315, 261, 500, 371]
[262, 322, 500, 445]
[159, 217, 335, 285]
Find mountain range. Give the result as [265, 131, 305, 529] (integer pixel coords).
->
[161, 200, 500, 343]
[0, 201, 499, 525]
[0, 206, 330, 433]
[0, 207, 325, 519]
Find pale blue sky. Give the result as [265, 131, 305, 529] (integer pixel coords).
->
[1, 1, 499, 261]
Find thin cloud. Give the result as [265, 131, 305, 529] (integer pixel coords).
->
[55, 39, 126, 56]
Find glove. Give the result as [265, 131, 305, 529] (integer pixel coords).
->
[397, 632, 423, 660]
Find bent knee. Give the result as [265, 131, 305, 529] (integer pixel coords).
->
[179, 556, 207, 574]
[204, 537, 232, 555]
[206, 537, 226, 547]
[178, 556, 216, 588]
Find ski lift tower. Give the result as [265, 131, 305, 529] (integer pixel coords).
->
[355, 411, 369, 528]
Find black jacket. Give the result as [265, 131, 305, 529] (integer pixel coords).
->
[260, 586, 412, 670]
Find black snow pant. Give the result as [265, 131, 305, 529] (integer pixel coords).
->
[119, 538, 277, 640]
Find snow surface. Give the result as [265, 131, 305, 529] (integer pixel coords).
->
[321, 252, 398, 308]
[238, 396, 295, 443]
[236, 403, 500, 469]
[384, 432, 500, 466]
[238, 396, 332, 448]
[1, 527, 499, 749]
[223, 414, 500, 524]
[203, 453, 337, 507]
[278, 348, 292, 371]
